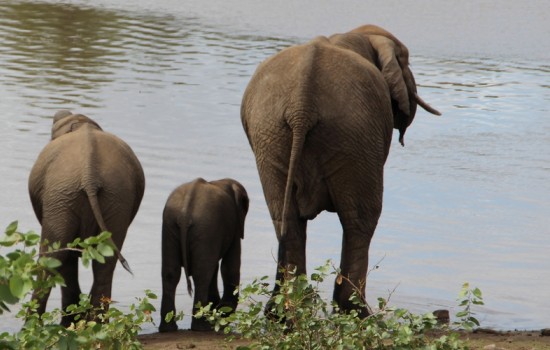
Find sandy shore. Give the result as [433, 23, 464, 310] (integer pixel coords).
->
[138, 328, 550, 350]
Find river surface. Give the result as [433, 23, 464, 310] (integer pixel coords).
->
[0, 0, 548, 332]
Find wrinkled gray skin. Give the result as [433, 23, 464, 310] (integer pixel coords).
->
[159, 178, 249, 332]
[28, 110, 145, 326]
[241, 24, 441, 317]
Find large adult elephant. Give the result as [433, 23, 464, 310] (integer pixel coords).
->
[159, 178, 249, 332]
[241, 24, 440, 317]
[28, 110, 145, 326]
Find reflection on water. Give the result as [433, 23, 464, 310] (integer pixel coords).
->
[0, 0, 549, 333]
[1, 2, 125, 109]
[0, 1, 294, 117]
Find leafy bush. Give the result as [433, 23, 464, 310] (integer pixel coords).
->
[0, 221, 156, 349]
[454, 282, 483, 331]
[198, 261, 484, 350]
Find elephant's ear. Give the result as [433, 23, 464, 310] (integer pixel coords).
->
[53, 109, 73, 122]
[51, 114, 103, 140]
[329, 33, 377, 63]
[368, 35, 412, 119]
[351, 24, 441, 145]
[231, 182, 249, 239]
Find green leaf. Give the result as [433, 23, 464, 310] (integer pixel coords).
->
[38, 256, 62, 269]
[6, 251, 21, 261]
[58, 335, 68, 349]
[145, 290, 157, 299]
[9, 275, 32, 299]
[88, 247, 105, 264]
[0, 300, 11, 314]
[8, 277, 23, 299]
[0, 283, 20, 304]
[76, 335, 88, 344]
[469, 317, 480, 326]
[394, 308, 407, 318]
[97, 231, 112, 241]
[5, 221, 18, 235]
[96, 242, 114, 257]
[165, 311, 174, 322]
[473, 287, 483, 299]
[24, 233, 41, 246]
[219, 306, 233, 314]
[458, 283, 469, 298]
[311, 273, 321, 282]
[274, 294, 284, 305]
[81, 253, 91, 268]
[0, 233, 22, 247]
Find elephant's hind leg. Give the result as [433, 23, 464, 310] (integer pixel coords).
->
[59, 250, 83, 326]
[159, 261, 181, 332]
[264, 217, 307, 320]
[89, 217, 130, 320]
[32, 218, 83, 326]
[30, 284, 51, 317]
[332, 217, 371, 317]
[90, 256, 117, 312]
[272, 216, 307, 292]
[160, 221, 182, 333]
[333, 206, 380, 318]
[219, 239, 241, 313]
[30, 249, 82, 327]
[329, 165, 383, 318]
[191, 263, 219, 331]
[207, 264, 221, 307]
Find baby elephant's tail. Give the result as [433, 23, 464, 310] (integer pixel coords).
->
[178, 212, 194, 297]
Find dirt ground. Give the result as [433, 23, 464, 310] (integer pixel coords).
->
[138, 328, 550, 350]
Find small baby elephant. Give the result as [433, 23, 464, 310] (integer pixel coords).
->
[159, 178, 249, 332]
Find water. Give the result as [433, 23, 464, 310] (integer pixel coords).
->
[0, 0, 548, 332]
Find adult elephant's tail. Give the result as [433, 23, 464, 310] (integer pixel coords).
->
[86, 188, 133, 275]
[280, 125, 308, 238]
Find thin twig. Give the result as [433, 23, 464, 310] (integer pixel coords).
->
[39, 247, 84, 256]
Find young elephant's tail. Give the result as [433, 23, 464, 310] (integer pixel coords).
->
[86, 188, 133, 275]
[179, 222, 193, 297]
[177, 200, 194, 296]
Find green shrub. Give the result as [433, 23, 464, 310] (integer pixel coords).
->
[0, 221, 156, 349]
[197, 261, 483, 350]
[454, 282, 483, 331]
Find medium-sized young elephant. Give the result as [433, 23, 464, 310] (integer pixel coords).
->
[159, 178, 249, 332]
[28, 110, 145, 326]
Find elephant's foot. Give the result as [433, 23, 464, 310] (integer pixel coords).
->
[217, 300, 236, 317]
[333, 282, 371, 318]
[159, 320, 178, 333]
[60, 313, 80, 328]
[264, 297, 286, 323]
[336, 300, 371, 318]
[356, 305, 370, 318]
[191, 317, 213, 331]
